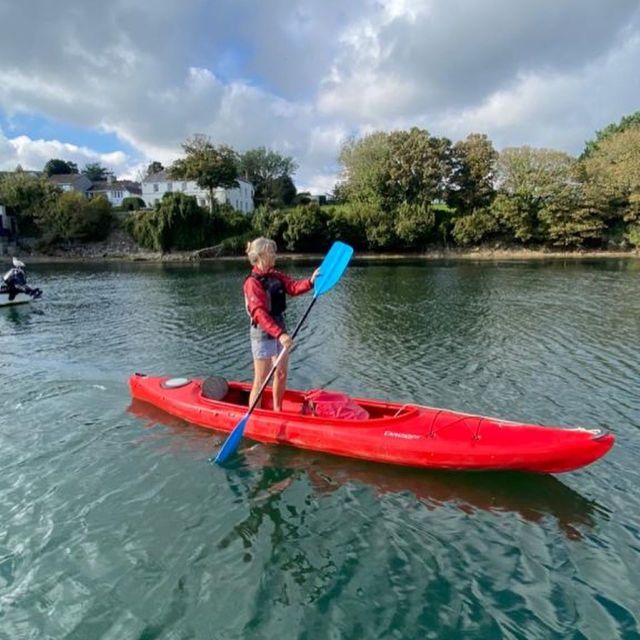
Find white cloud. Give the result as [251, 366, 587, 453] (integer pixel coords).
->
[0, 129, 131, 175]
[0, 0, 638, 193]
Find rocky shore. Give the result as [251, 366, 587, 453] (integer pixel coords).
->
[11, 229, 640, 263]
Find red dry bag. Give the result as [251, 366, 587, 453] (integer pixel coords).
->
[303, 389, 369, 420]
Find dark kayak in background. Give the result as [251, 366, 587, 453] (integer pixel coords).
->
[1, 257, 42, 307]
[129, 373, 615, 474]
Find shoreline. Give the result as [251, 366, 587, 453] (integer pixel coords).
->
[18, 246, 640, 264]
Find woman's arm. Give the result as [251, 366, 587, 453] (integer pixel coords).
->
[275, 270, 313, 296]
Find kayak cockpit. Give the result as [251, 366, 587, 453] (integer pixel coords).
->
[198, 376, 415, 421]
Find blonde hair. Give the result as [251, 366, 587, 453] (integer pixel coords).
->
[246, 237, 277, 266]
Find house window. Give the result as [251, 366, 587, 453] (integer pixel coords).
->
[153, 184, 159, 193]
[112, 190, 123, 199]
[167, 182, 173, 192]
[182, 182, 187, 191]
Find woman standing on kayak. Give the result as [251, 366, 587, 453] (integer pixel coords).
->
[244, 237, 320, 411]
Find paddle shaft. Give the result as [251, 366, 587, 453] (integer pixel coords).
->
[245, 295, 318, 415]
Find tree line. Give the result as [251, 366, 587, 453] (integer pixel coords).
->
[321, 112, 639, 251]
[170, 111, 639, 254]
[1, 112, 638, 253]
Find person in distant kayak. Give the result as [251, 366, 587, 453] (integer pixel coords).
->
[1, 257, 41, 300]
[244, 237, 319, 411]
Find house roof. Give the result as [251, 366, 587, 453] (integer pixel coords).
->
[142, 170, 253, 188]
[48, 173, 86, 185]
[144, 170, 172, 182]
[90, 180, 142, 195]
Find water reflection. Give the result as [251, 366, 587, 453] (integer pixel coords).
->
[128, 400, 604, 541]
[0, 305, 44, 328]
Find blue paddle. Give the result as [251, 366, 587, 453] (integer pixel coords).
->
[213, 241, 354, 464]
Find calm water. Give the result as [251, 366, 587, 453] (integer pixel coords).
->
[1, 258, 639, 639]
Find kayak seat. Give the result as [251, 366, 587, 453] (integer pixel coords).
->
[202, 376, 229, 401]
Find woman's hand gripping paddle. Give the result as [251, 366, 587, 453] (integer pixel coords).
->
[213, 241, 354, 464]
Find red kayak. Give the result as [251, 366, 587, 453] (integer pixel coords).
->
[128, 373, 614, 473]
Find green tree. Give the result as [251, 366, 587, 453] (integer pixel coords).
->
[447, 133, 497, 214]
[579, 127, 640, 225]
[493, 147, 576, 243]
[120, 196, 146, 211]
[170, 135, 238, 214]
[385, 128, 451, 209]
[537, 182, 604, 247]
[125, 192, 214, 252]
[452, 209, 500, 246]
[252, 205, 288, 246]
[37, 192, 112, 242]
[338, 131, 391, 208]
[82, 162, 109, 181]
[239, 147, 297, 207]
[272, 174, 297, 206]
[343, 128, 448, 206]
[582, 111, 640, 158]
[44, 158, 79, 176]
[626, 224, 640, 248]
[394, 202, 436, 247]
[282, 204, 330, 251]
[0, 172, 59, 235]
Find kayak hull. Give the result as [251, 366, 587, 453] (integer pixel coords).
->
[0, 292, 33, 307]
[128, 374, 615, 473]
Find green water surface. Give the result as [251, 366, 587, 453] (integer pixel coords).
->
[1, 258, 639, 639]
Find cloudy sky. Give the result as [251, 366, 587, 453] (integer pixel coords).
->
[0, 0, 639, 193]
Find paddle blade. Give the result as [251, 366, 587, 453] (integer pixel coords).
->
[214, 414, 249, 464]
[314, 241, 354, 297]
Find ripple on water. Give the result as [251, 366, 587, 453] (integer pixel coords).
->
[0, 259, 639, 638]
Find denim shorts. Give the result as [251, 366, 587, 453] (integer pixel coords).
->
[250, 326, 283, 360]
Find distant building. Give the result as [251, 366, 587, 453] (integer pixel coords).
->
[88, 177, 143, 207]
[48, 173, 93, 195]
[141, 170, 255, 213]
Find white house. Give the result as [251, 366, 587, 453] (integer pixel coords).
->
[88, 178, 143, 207]
[48, 173, 93, 195]
[141, 170, 254, 213]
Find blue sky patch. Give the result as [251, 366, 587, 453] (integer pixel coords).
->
[0, 108, 136, 156]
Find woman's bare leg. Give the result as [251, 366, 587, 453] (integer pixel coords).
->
[272, 351, 289, 412]
[249, 358, 272, 409]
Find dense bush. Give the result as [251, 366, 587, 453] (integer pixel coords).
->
[37, 192, 112, 242]
[395, 202, 436, 246]
[490, 193, 540, 243]
[120, 196, 146, 211]
[452, 209, 500, 246]
[251, 205, 288, 247]
[282, 204, 331, 251]
[624, 224, 640, 248]
[125, 192, 212, 251]
[325, 204, 368, 249]
[0, 173, 59, 236]
[538, 188, 604, 248]
[124, 193, 253, 252]
[213, 205, 252, 239]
